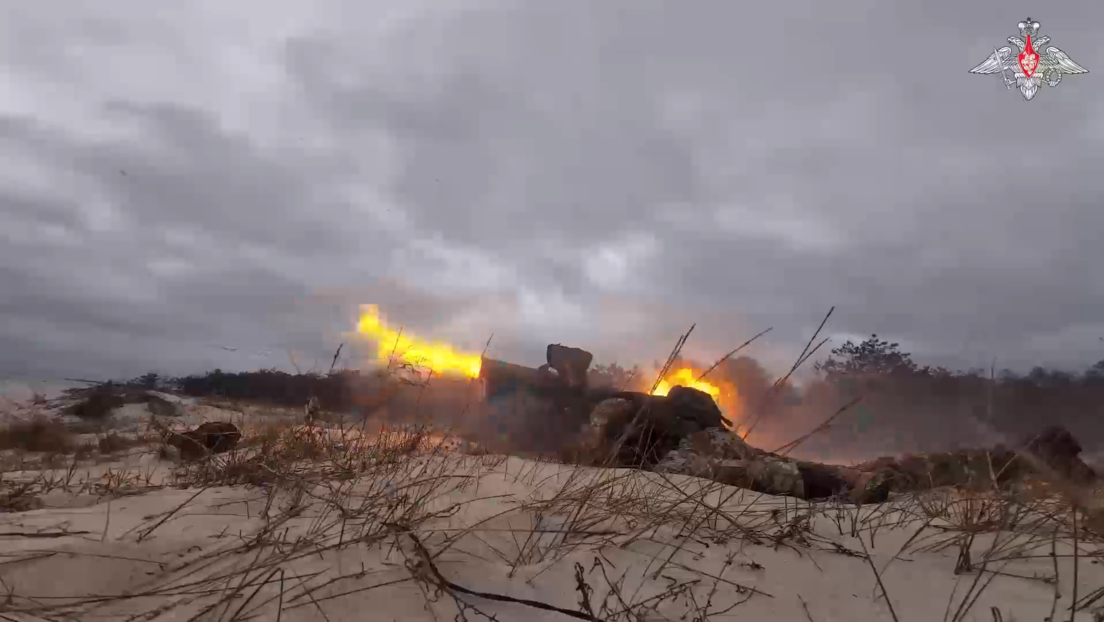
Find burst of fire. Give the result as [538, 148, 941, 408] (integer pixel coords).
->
[651, 368, 740, 430]
[651, 368, 721, 398]
[355, 305, 482, 378]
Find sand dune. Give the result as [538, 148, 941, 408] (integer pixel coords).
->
[0, 388, 1098, 620]
[0, 448, 1098, 621]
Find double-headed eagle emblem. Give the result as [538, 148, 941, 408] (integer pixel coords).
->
[969, 18, 1088, 101]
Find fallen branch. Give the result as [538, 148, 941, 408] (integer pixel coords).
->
[0, 531, 94, 539]
[405, 531, 598, 621]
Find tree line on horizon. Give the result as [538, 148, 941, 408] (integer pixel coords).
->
[113, 334, 1104, 458]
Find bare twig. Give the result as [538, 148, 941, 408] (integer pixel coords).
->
[404, 531, 598, 621]
[696, 327, 773, 382]
[773, 396, 863, 456]
[328, 343, 344, 373]
[857, 532, 900, 622]
[743, 306, 834, 440]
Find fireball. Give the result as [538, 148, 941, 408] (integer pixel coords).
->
[355, 304, 482, 378]
[651, 367, 740, 429]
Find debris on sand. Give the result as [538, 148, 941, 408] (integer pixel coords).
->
[163, 422, 242, 461]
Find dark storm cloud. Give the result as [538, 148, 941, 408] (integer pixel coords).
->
[2, 0, 1104, 382]
[0, 104, 456, 378]
[284, 0, 1104, 370]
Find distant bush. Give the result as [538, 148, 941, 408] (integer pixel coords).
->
[66, 384, 125, 420]
[814, 334, 922, 379]
[97, 432, 146, 454]
[171, 368, 367, 412]
[0, 417, 74, 453]
[747, 334, 1104, 458]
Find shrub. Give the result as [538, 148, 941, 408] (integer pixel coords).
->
[67, 386, 125, 420]
[0, 417, 74, 453]
[97, 432, 146, 454]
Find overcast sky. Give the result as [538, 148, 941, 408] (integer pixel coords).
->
[2, 1, 1103, 382]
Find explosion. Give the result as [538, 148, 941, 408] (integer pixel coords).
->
[651, 368, 740, 429]
[651, 368, 721, 398]
[355, 305, 482, 378]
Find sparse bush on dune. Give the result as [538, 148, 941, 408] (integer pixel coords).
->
[0, 417, 75, 453]
[65, 384, 125, 420]
[172, 368, 388, 416]
[96, 431, 147, 454]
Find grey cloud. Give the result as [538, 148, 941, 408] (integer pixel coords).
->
[3, 0, 1104, 384]
[295, 1, 1104, 369]
[0, 106, 451, 378]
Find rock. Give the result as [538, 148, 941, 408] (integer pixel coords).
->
[146, 394, 182, 418]
[168, 422, 242, 460]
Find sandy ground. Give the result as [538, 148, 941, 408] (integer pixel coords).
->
[0, 390, 1100, 620]
[0, 450, 1099, 621]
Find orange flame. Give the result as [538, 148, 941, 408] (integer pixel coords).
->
[651, 368, 721, 398]
[651, 367, 740, 430]
[355, 305, 482, 378]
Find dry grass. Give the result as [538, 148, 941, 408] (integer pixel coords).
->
[65, 389, 126, 420]
[0, 407, 1099, 620]
[0, 420, 520, 619]
[0, 416, 75, 453]
[96, 430, 150, 454]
